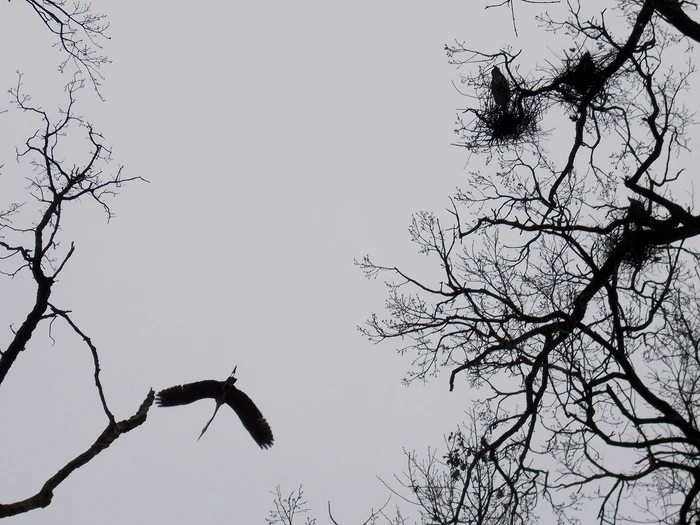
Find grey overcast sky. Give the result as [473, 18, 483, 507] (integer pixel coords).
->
[2, 1, 698, 524]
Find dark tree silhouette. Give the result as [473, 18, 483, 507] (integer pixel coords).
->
[157, 368, 274, 449]
[0, 2, 149, 518]
[359, 1, 700, 524]
[0, 75, 149, 519]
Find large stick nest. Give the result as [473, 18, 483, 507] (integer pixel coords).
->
[602, 199, 661, 271]
[456, 67, 542, 151]
[555, 50, 611, 105]
[457, 99, 541, 151]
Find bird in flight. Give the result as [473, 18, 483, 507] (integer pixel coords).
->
[156, 367, 274, 449]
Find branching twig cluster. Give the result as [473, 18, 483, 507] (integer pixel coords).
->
[21, 0, 111, 95]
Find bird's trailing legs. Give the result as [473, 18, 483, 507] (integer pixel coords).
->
[197, 405, 221, 440]
[196, 366, 237, 441]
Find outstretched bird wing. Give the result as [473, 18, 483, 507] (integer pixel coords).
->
[156, 380, 223, 406]
[225, 388, 274, 449]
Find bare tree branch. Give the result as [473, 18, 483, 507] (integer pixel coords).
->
[0, 390, 155, 518]
[0, 75, 144, 389]
[19, 0, 111, 95]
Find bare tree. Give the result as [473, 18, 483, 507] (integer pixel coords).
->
[359, 2, 700, 524]
[267, 486, 317, 525]
[0, 73, 150, 519]
[381, 409, 535, 525]
[267, 485, 407, 525]
[0, 1, 150, 516]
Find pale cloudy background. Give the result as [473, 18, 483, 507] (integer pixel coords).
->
[0, 1, 673, 524]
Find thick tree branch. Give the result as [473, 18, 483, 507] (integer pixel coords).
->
[0, 391, 154, 518]
[653, 0, 700, 43]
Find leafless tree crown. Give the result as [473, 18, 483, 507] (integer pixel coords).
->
[359, 1, 700, 524]
[0, 2, 150, 518]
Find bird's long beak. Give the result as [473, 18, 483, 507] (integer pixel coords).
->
[197, 403, 222, 441]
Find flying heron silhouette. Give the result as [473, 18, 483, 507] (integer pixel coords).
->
[491, 66, 510, 109]
[156, 367, 274, 449]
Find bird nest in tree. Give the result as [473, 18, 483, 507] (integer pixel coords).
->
[602, 225, 659, 271]
[456, 66, 542, 151]
[458, 96, 541, 151]
[556, 51, 608, 104]
[486, 99, 539, 143]
[602, 199, 663, 271]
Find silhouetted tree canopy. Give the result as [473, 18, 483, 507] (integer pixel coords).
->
[358, 1, 700, 523]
